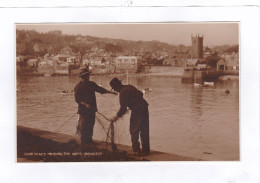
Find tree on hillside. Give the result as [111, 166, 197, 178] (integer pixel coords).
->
[69, 44, 91, 54]
[104, 43, 123, 53]
[16, 30, 27, 43]
[63, 35, 76, 43]
[23, 42, 35, 56]
[31, 38, 43, 43]
[48, 44, 64, 55]
[227, 45, 239, 53]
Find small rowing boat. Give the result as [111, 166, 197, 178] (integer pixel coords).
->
[193, 83, 201, 87]
[204, 82, 214, 86]
[142, 88, 152, 94]
[61, 90, 74, 96]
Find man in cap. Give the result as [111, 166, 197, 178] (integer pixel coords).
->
[74, 67, 116, 148]
[109, 77, 150, 156]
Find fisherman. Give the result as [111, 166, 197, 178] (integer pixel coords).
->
[74, 67, 116, 149]
[109, 77, 150, 156]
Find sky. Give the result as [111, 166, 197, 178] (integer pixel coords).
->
[16, 23, 239, 46]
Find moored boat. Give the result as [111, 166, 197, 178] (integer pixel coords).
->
[204, 81, 214, 86]
[193, 83, 201, 87]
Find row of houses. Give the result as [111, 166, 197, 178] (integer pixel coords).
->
[17, 43, 239, 75]
[82, 56, 140, 73]
[184, 53, 239, 71]
[17, 54, 141, 75]
[17, 53, 239, 76]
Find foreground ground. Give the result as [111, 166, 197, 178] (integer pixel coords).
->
[17, 125, 202, 162]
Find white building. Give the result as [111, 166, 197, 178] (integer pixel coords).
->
[223, 53, 239, 70]
[114, 56, 139, 73]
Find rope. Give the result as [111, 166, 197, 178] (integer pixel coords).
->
[96, 111, 112, 122]
[95, 114, 112, 142]
[53, 106, 126, 151]
[95, 111, 117, 152]
[96, 109, 130, 144]
[96, 117, 110, 150]
[54, 113, 77, 132]
[53, 92, 77, 133]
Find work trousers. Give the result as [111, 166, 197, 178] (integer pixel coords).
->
[130, 106, 150, 153]
[78, 111, 96, 145]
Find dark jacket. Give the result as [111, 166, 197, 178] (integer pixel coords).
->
[117, 85, 148, 117]
[74, 80, 108, 114]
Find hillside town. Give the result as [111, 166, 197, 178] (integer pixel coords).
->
[16, 29, 239, 76]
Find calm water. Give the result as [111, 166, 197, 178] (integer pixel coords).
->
[17, 74, 239, 160]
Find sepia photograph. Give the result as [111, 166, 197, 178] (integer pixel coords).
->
[0, 4, 259, 183]
[16, 23, 240, 162]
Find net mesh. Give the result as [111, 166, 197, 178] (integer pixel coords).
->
[94, 112, 131, 146]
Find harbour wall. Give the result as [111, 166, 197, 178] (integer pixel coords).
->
[181, 70, 239, 83]
[17, 125, 202, 162]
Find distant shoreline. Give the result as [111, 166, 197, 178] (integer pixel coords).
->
[17, 65, 185, 77]
[16, 67, 239, 80]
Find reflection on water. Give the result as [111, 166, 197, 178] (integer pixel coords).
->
[17, 75, 239, 160]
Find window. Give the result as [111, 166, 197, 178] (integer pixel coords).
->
[219, 65, 225, 71]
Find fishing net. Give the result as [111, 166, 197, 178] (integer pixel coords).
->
[94, 111, 131, 150]
[95, 112, 117, 151]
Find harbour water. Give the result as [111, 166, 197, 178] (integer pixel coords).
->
[17, 74, 239, 161]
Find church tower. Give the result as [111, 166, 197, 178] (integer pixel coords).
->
[191, 34, 203, 59]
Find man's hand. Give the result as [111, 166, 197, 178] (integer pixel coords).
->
[109, 91, 118, 95]
[80, 102, 90, 109]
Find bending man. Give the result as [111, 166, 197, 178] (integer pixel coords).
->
[110, 77, 150, 156]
